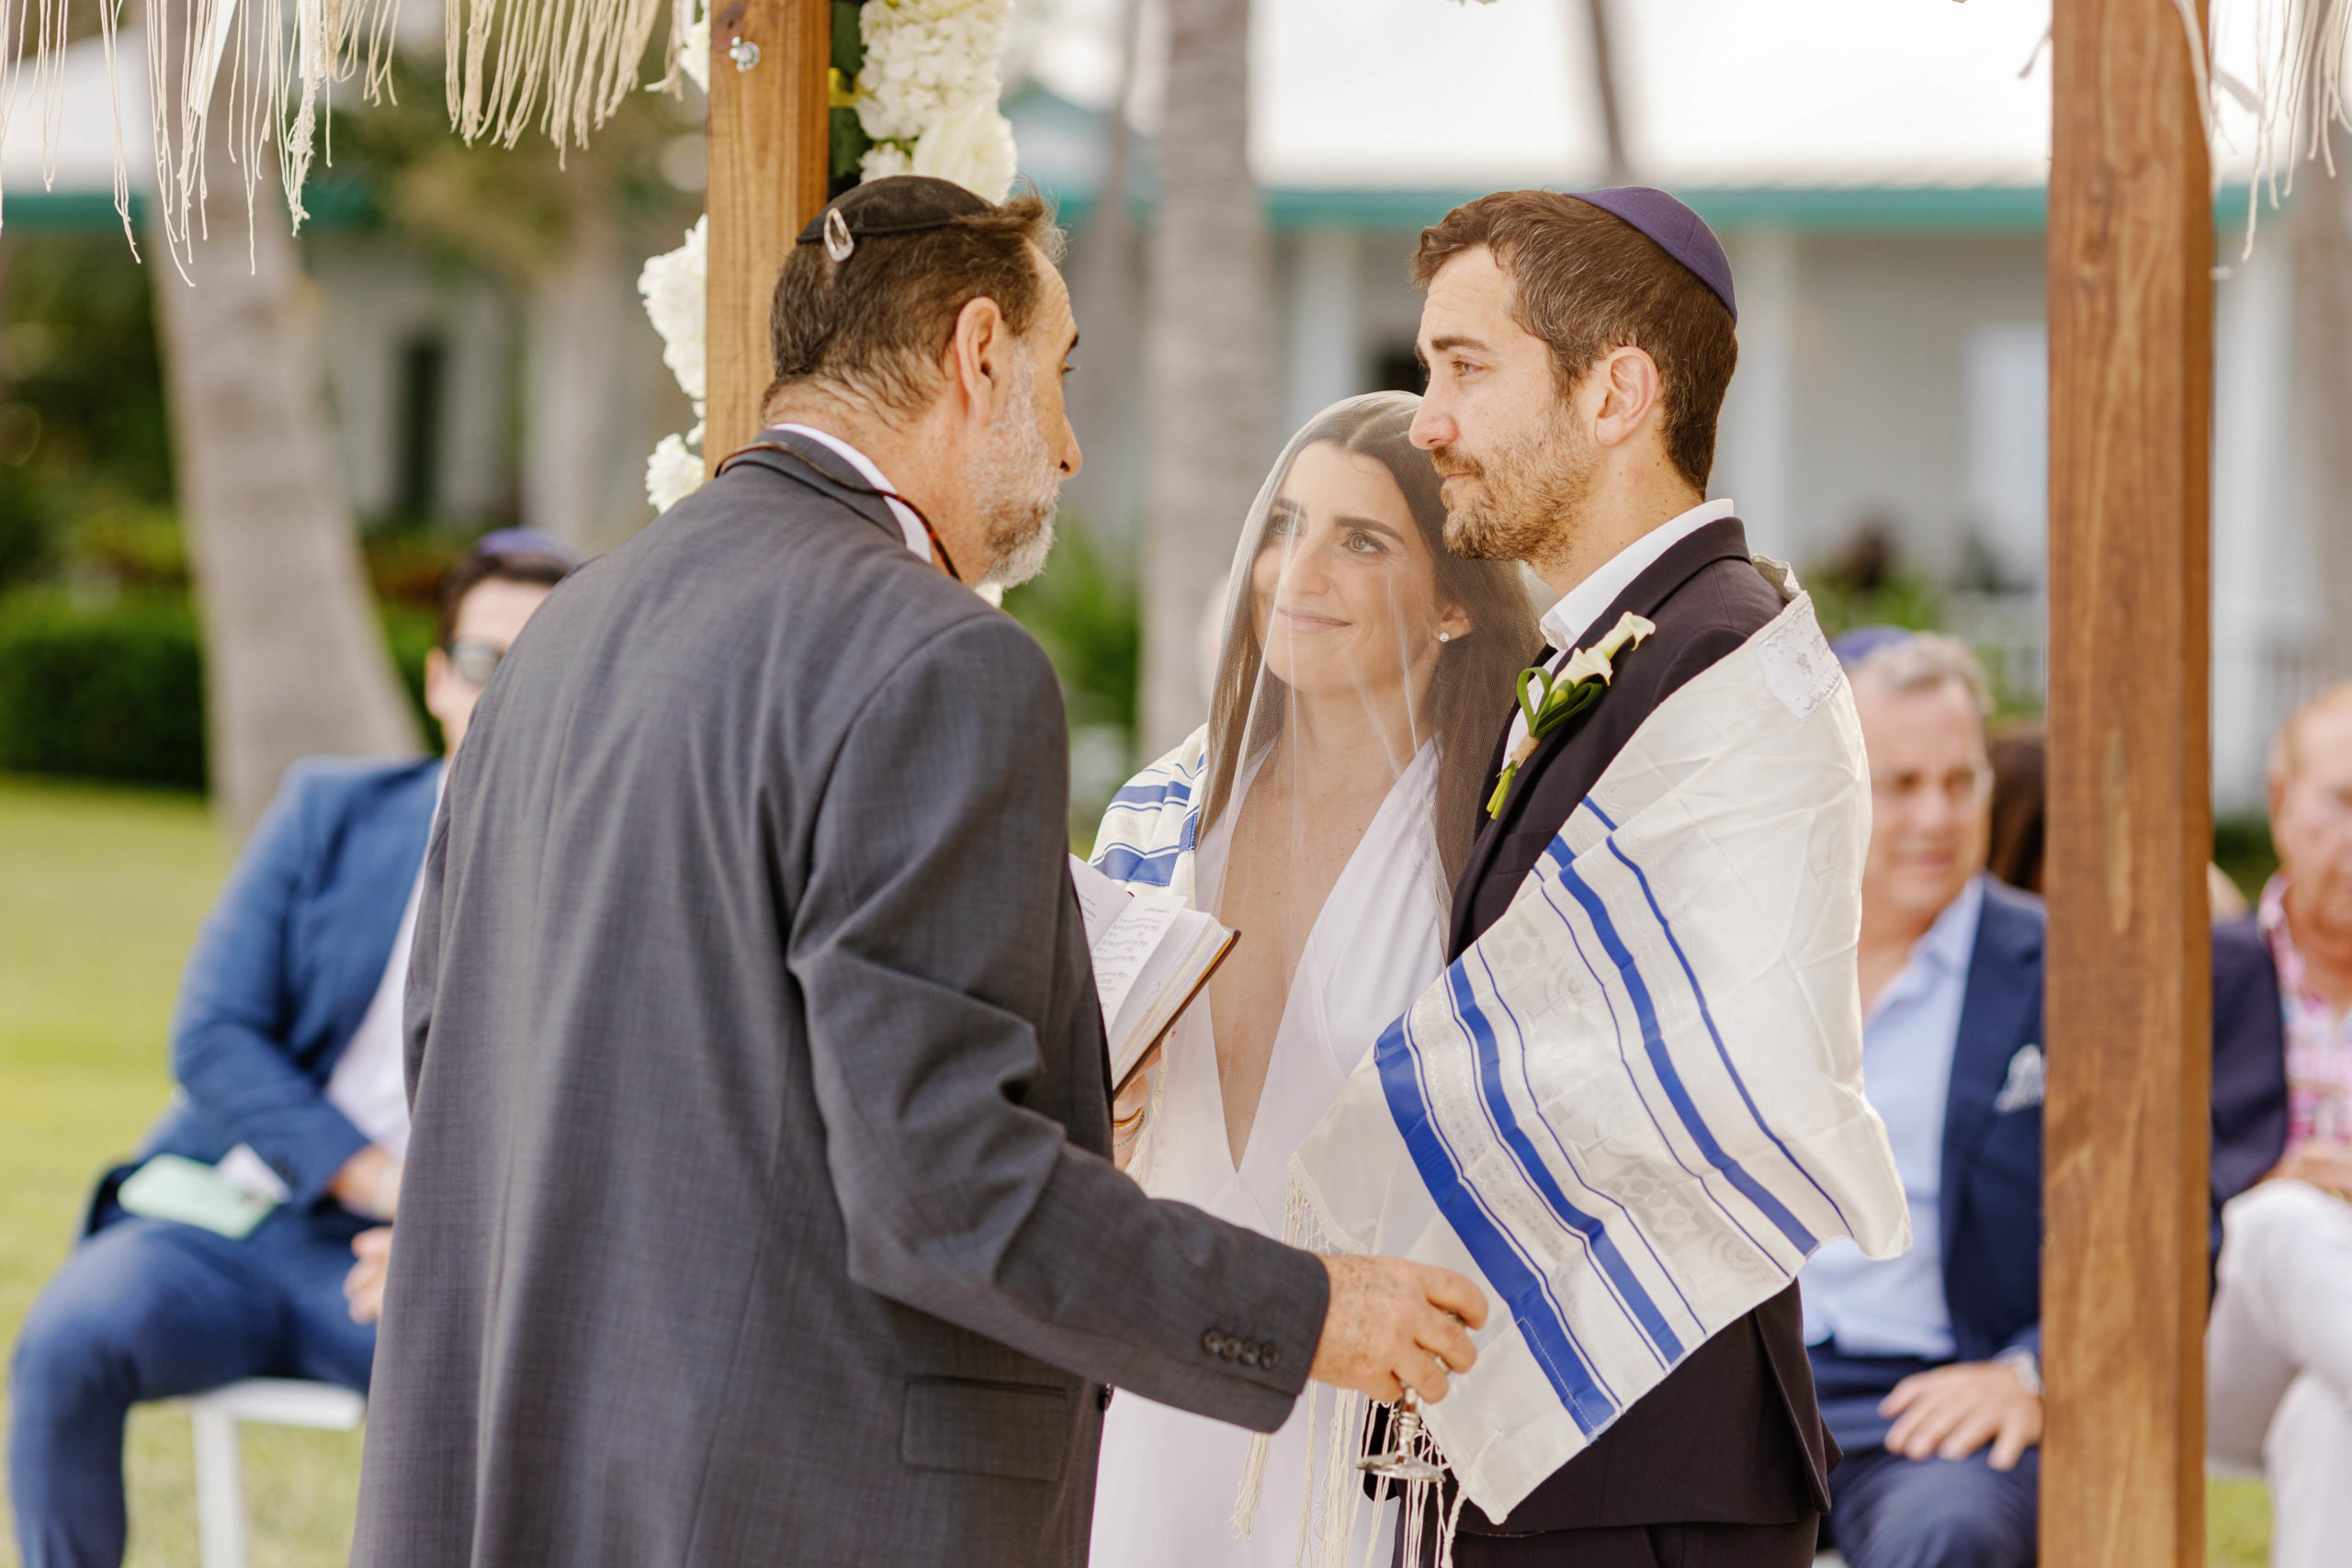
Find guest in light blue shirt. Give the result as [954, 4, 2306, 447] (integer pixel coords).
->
[1804, 630, 2048, 1568]
[1804, 871, 1981, 1363]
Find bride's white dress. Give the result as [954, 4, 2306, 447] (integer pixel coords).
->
[1089, 745, 1447, 1568]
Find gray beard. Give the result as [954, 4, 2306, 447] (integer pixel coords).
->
[968, 361, 1063, 590]
[1437, 407, 1594, 567]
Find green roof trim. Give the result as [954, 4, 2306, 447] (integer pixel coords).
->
[0, 189, 141, 232]
[1052, 179, 2261, 234]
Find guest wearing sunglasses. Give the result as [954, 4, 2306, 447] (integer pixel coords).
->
[7, 529, 571, 1568]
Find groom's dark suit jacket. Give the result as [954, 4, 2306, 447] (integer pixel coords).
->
[1447, 515, 1838, 1536]
[352, 430, 1329, 1567]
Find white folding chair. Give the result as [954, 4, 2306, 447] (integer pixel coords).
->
[175, 1378, 366, 1568]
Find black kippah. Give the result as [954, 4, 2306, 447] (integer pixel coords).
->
[796, 175, 992, 258]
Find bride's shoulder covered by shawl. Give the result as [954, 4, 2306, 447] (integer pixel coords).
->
[1089, 727, 1207, 894]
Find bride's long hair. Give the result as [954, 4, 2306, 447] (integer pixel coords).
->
[1197, 393, 1540, 890]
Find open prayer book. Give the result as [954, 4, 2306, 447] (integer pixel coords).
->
[1068, 855, 1238, 1092]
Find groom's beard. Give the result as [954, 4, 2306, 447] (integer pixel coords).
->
[967, 357, 1063, 589]
[1433, 406, 1595, 567]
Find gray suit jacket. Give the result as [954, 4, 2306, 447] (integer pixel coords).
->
[351, 432, 1329, 1567]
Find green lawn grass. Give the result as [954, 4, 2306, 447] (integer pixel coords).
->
[0, 777, 362, 1568]
[0, 773, 2278, 1565]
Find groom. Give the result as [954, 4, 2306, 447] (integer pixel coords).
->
[1408, 188, 1834, 1564]
[353, 176, 1483, 1567]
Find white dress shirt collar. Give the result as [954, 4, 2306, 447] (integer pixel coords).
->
[1537, 497, 1738, 655]
[318, 762, 447, 1169]
[1868, 873, 1989, 1025]
[770, 423, 931, 564]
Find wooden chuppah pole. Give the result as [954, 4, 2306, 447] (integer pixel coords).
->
[2042, 0, 2214, 1562]
[705, 0, 833, 468]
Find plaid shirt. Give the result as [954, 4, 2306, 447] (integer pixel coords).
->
[2258, 875, 2352, 1150]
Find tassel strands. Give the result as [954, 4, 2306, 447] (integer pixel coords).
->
[442, 0, 668, 156]
[137, 0, 403, 271]
[1228, 1178, 1458, 1568]
[2227, 0, 2352, 255]
[0, 0, 690, 267]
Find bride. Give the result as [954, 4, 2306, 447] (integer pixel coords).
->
[1087, 392, 1536, 1566]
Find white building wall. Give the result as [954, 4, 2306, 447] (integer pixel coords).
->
[1713, 226, 1799, 561]
[1777, 231, 2047, 583]
[1283, 227, 1363, 431]
[2211, 238, 2314, 814]
[307, 239, 513, 525]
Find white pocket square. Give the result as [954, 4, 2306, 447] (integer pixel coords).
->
[1994, 1043, 2045, 1114]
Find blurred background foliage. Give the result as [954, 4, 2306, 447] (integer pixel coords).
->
[315, 56, 702, 288]
[1002, 515, 1140, 847]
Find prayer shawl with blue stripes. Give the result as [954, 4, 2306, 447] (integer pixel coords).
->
[1091, 741, 1202, 903]
[1088, 736, 1205, 1191]
[1086, 592, 1907, 1544]
[1281, 590, 1910, 1529]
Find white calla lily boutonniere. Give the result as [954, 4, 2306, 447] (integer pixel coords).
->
[1486, 611, 1657, 819]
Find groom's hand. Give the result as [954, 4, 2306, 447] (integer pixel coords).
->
[1307, 1255, 1487, 1405]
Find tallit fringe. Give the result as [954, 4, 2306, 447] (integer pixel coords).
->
[1217, 1179, 1457, 1566]
[1229, 1181, 1317, 1539]
[1230, 1402, 1272, 1540]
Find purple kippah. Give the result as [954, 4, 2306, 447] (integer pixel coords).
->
[1566, 186, 1737, 324]
[473, 526, 577, 566]
[1829, 625, 1915, 669]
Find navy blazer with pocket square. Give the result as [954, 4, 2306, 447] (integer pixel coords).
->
[1808, 878, 2046, 1452]
[1935, 878, 2047, 1365]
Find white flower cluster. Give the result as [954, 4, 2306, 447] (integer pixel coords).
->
[646, 429, 707, 513]
[855, 0, 1017, 201]
[639, 215, 707, 405]
[854, 0, 1006, 141]
[639, 216, 708, 512]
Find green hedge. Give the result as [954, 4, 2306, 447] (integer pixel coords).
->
[0, 593, 206, 789]
[0, 592, 438, 793]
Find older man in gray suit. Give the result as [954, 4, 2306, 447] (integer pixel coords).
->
[352, 177, 1485, 1567]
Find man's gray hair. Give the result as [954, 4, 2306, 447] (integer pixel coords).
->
[1849, 631, 1993, 719]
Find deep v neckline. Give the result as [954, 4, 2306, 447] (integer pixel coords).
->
[1199, 745, 1438, 1179]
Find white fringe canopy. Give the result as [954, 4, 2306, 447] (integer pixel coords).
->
[0, 0, 696, 265]
[3, 0, 2347, 266]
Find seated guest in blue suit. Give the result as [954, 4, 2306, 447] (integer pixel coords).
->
[1807, 629, 2047, 1568]
[7, 530, 572, 1568]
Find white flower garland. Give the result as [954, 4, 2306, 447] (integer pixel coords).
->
[856, 0, 1019, 197]
[639, 213, 710, 513]
[641, 0, 1018, 515]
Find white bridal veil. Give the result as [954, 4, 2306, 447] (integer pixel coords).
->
[1089, 393, 1543, 1568]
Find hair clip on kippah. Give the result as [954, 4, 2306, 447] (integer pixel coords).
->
[796, 177, 994, 254]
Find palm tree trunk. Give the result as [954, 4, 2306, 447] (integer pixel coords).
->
[1060, 0, 1144, 544]
[1138, 0, 1272, 757]
[1579, 0, 1631, 184]
[144, 5, 419, 838]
